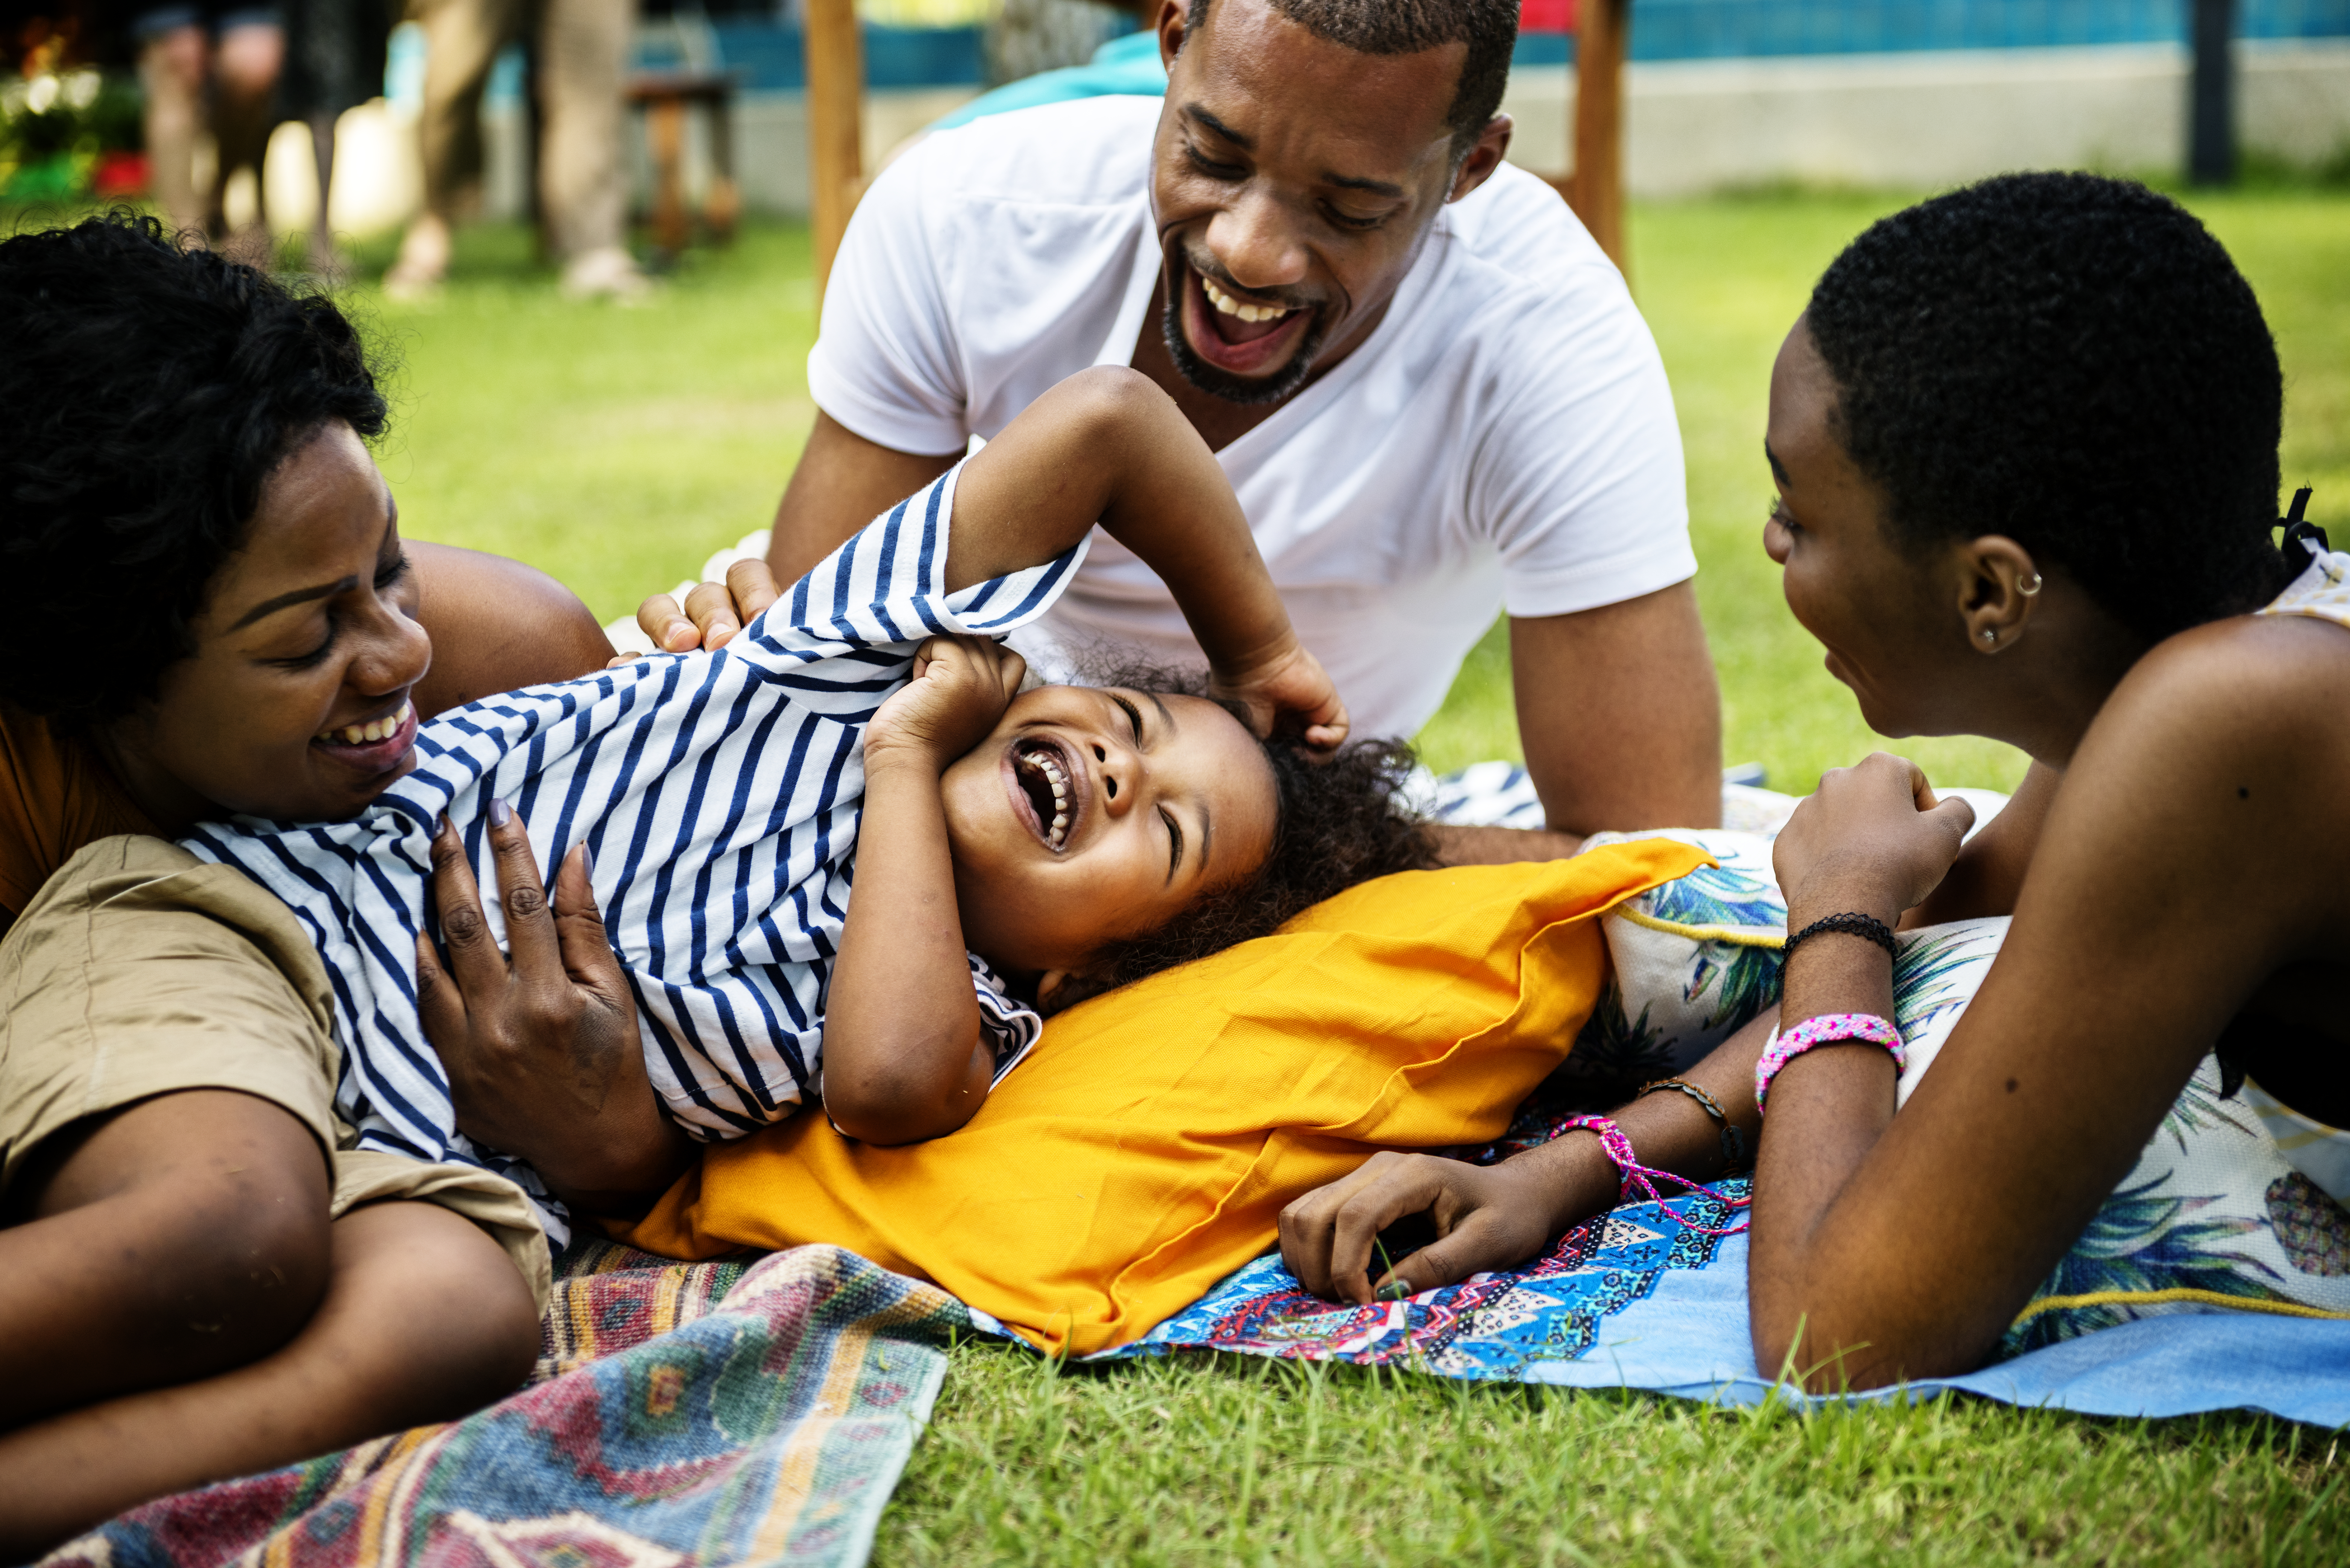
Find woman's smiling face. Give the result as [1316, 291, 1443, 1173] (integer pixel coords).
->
[1763, 317, 1972, 740]
[101, 421, 432, 827]
[939, 684, 1279, 983]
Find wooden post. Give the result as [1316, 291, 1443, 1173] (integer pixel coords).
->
[1569, 0, 1629, 275]
[2188, 0, 2237, 185]
[806, 0, 864, 294]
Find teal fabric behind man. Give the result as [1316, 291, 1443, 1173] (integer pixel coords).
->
[929, 29, 1165, 130]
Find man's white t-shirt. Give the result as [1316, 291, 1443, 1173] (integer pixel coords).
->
[809, 94, 1693, 740]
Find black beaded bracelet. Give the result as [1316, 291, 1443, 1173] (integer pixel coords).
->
[1780, 910, 1897, 963]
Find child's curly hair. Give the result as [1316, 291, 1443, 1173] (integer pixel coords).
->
[1043, 660, 1440, 1013]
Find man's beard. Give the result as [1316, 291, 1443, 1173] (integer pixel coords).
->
[1160, 278, 1328, 408]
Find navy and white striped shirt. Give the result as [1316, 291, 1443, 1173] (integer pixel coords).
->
[184, 465, 1080, 1241]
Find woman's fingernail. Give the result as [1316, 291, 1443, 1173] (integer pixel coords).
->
[1377, 1279, 1415, 1302]
[489, 796, 512, 828]
[579, 844, 594, 877]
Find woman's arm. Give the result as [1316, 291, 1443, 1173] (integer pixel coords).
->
[1749, 620, 2348, 1388]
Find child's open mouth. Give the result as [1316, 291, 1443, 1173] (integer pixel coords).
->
[1010, 736, 1081, 852]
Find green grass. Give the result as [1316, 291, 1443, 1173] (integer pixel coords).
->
[354, 222, 825, 619]
[885, 1341, 2347, 1566]
[32, 187, 2340, 1560]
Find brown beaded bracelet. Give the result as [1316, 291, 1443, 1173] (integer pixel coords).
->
[1635, 1076, 1748, 1171]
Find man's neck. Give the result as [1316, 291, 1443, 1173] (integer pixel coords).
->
[1128, 274, 1392, 453]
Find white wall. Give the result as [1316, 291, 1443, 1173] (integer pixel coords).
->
[255, 42, 2350, 237]
[1497, 40, 2350, 195]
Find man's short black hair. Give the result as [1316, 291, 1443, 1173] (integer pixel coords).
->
[1184, 0, 1519, 157]
[1807, 172, 2289, 645]
[0, 212, 388, 728]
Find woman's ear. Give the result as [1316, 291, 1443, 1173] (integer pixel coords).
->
[1953, 535, 2044, 655]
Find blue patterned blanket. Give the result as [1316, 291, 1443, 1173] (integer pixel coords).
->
[1107, 1187, 2350, 1428]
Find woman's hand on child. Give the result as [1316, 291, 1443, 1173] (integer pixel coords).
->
[1209, 637, 1350, 755]
[414, 807, 692, 1211]
[867, 635, 1027, 769]
[1773, 752, 1976, 927]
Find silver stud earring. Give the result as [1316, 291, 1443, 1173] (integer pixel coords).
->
[2018, 572, 2043, 597]
[1982, 627, 1999, 646]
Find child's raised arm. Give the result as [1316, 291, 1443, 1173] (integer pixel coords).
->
[821, 633, 1027, 1146]
[947, 367, 1346, 751]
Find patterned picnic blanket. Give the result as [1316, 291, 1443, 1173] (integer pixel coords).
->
[43, 1243, 964, 1568]
[1129, 1186, 1748, 1377]
[1107, 1072, 1753, 1377]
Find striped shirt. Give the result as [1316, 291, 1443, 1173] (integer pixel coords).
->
[184, 465, 1078, 1242]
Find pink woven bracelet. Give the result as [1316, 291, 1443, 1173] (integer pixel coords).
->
[1560, 1114, 1750, 1236]
[1752, 1012, 1908, 1115]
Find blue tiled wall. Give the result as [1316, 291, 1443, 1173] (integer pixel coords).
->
[1622, 0, 2346, 61]
[682, 1, 2349, 91]
[683, 22, 988, 90]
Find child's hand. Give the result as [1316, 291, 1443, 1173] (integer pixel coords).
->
[867, 634, 1026, 768]
[1210, 639, 1350, 754]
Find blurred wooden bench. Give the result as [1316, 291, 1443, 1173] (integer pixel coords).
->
[626, 68, 743, 257]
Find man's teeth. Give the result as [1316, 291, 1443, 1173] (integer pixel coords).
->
[1201, 275, 1291, 324]
[317, 700, 414, 746]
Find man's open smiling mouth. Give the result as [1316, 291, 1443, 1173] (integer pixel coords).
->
[1182, 261, 1313, 374]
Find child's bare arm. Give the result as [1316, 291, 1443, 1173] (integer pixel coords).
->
[822, 635, 1027, 1144]
[949, 367, 1347, 749]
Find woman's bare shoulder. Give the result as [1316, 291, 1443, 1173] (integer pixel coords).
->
[2043, 611, 2349, 930]
[2092, 611, 2350, 770]
[408, 543, 616, 716]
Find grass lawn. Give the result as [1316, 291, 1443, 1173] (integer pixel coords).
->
[31, 184, 2343, 1559]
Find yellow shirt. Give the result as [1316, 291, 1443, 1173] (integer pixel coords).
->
[0, 698, 157, 918]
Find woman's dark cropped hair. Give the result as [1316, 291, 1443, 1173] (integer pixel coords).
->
[0, 211, 388, 728]
[1805, 172, 2288, 645]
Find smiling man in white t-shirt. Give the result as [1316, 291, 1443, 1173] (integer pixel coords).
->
[649, 0, 1721, 850]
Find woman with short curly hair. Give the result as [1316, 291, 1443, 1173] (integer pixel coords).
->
[1280, 173, 2348, 1390]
